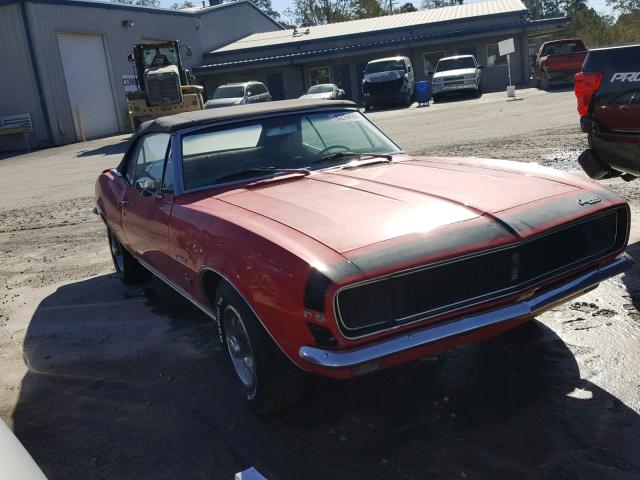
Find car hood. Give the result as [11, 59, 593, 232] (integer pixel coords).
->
[433, 68, 477, 79]
[363, 70, 404, 83]
[215, 157, 611, 272]
[205, 97, 243, 108]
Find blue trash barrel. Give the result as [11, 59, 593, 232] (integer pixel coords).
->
[415, 81, 432, 105]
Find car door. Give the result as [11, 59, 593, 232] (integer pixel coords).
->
[120, 133, 174, 272]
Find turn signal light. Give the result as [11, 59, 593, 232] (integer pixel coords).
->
[575, 71, 603, 117]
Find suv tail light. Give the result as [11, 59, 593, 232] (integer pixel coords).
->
[575, 71, 603, 117]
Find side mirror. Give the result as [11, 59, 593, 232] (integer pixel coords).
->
[407, 65, 412, 72]
[127, 52, 135, 63]
[135, 176, 157, 196]
[478, 65, 485, 69]
[185, 45, 193, 57]
[428, 71, 434, 75]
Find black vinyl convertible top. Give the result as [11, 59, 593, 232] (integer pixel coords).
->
[134, 99, 357, 139]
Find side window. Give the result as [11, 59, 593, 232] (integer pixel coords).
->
[246, 86, 255, 97]
[127, 133, 170, 188]
[630, 91, 640, 105]
[487, 44, 507, 67]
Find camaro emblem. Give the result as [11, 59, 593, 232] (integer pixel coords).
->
[577, 194, 602, 206]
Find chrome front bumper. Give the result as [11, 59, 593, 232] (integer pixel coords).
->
[299, 254, 633, 369]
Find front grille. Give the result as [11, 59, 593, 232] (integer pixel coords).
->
[363, 78, 404, 95]
[146, 73, 182, 106]
[336, 209, 627, 337]
[442, 76, 465, 86]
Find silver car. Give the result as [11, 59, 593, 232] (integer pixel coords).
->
[205, 81, 271, 108]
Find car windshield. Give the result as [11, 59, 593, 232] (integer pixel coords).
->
[365, 60, 406, 74]
[435, 57, 476, 72]
[308, 85, 334, 94]
[211, 86, 245, 99]
[542, 41, 587, 56]
[180, 110, 401, 190]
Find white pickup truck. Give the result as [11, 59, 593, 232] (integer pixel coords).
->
[430, 54, 484, 102]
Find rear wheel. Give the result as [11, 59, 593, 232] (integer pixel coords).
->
[432, 93, 440, 103]
[107, 228, 150, 285]
[216, 282, 306, 414]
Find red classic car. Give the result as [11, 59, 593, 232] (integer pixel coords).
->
[95, 99, 632, 413]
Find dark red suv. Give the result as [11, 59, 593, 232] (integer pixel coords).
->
[575, 44, 640, 180]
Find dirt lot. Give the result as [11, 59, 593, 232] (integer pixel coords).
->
[1, 88, 639, 479]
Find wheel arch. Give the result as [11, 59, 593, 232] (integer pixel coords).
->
[198, 266, 310, 372]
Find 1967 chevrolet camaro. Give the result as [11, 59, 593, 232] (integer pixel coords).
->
[95, 99, 632, 413]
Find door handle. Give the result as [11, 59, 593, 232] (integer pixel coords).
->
[118, 200, 129, 206]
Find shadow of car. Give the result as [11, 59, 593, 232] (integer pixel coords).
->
[10, 273, 640, 479]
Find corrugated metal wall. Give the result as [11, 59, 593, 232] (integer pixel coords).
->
[7, 0, 280, 147]
[0, 4, 48, 149]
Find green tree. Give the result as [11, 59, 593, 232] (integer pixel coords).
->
[421, 0, 462, 9]
[397, 2, 417, 12]
[170, 0, 195, 8]
[252, 0, 282, 19]
[286, 0, 355, 25]
[606, 0, 640, 14]
[354, 0, 385, 18]
[111, 0, 161, 7]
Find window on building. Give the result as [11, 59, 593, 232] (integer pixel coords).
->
[487, 43, 508, 67]
[458, 47, 477, 57]
[423, 51, 446, 75]
[309, 67, 331, 86]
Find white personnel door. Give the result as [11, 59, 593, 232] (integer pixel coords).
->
[57, 34, 119, 140]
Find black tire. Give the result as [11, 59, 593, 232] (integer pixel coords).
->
[364, 104, 372, 111]
[107, 228, 150, 285]
[432, 94, 440, 103]
[476, 84, 482, 97]
[215, 282, 306, 414]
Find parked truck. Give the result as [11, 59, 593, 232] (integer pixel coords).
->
[126, 40, 204, 129]
[430, 54, 483, 102]
[574, 44, 640, 180]
[362, 56, 415, 110]
[533, 39, 588, 89]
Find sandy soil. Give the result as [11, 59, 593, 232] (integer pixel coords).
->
[0, 89, 639, 479]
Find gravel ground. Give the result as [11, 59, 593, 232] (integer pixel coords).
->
[1, 89, 639, 479]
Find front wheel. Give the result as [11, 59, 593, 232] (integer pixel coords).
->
[107, 228, 150, 285]
[216, 283, 306, 414]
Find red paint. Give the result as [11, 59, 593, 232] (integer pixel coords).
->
[96, 156, 629, 378]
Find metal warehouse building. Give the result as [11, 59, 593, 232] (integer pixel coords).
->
[195, 0, 566, 103]
[1, 0, 566, 150]
[0, 0, 281, 149]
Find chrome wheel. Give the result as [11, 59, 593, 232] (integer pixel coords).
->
[223, 305, 256, 391]
[110, 230, 125, 273]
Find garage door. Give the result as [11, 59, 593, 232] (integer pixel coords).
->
[57, 34, 119, 140]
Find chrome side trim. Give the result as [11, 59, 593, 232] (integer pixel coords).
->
[300, 254, 633, 369]
[135, 257, 218, 323]
[335, 208, 623, 339]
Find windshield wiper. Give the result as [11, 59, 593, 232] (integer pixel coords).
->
[213, 166, 310, 184]
[312, 152, 394, 165]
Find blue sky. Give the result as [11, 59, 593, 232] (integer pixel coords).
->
[164, 0, 614, 19]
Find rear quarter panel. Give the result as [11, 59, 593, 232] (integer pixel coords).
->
[95, 170, 126, 236]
